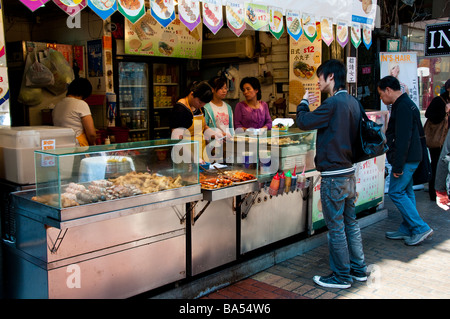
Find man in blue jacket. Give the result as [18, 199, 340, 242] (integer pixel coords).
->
[296, 59, 367, 289]
[378, 76, 433, 246]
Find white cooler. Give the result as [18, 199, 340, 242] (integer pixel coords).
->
[0, 126, 76, 185]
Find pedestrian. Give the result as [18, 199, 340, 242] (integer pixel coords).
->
[377, 75, 433, 245]
[424, 79, 450, 201]
[435, 129, 450, 211]
[296, 59, 367, 289]
[234, 77, 272, 131]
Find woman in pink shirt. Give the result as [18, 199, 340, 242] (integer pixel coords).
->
[234, 77, 272, 131]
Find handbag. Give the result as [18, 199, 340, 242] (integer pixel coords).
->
[352, 100, 389, 163]
[413, 107, 432, 185]
[423, 100, 448, 148]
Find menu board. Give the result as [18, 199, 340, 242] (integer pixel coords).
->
[125, 12, 202, 59]
[288, 31, 321, 113]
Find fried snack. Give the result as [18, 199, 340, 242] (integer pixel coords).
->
[321, 19, 331, 37]
[338, 25, 348, 42]
[293, 61, 315, 79]
[129, 39, 142, 50]
[289, 80, 306, 106]
[362, 0, 372, 14]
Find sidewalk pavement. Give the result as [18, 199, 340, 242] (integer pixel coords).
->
[202, 188, 450, 299]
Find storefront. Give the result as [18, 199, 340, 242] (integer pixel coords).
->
[0, 0, 388, 299]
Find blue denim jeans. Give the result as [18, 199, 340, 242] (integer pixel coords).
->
[320, 175, 366, 283]
[388, 162, 431, 235]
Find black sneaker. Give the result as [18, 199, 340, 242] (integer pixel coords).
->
[313, 273, 351, 289]
[350, 269, 368, 282]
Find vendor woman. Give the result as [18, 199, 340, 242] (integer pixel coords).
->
[234, 76, 272, 131]
[170, 81, 224, 163]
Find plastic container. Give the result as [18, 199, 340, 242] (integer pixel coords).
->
[0, 126, 76, 184]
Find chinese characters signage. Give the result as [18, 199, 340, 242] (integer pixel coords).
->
[347, 57, 357, 83]
[125, 13, 202, 59]
[289, 32, 321, 112]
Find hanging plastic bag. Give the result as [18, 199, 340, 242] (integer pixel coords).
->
[18, 51, 43, 106]
[25, 51, 55, 88]
[41, 49, 74, 95]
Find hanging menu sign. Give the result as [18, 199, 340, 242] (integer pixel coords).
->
[302, 13, 317, 43]
[363, 24, 372, 50]
[320, 17, 334, 46]
[244, 2, 268, 31]
[268, 7, 284, 40]
[351, 23, 361, 49]
[226, 1, 246, 37]
[88, 0, 117, 20]
[178, 0, 201, 31]
[118, 0, 145, 24]
[53, 0, 87, 16]
[20, 0, 51, 12]
[286, 10, 302, 41]
[202, 0, 224, 34]
[125, 13, 202, 59]
[336, 20, 349, 48]
[150, 0, 175, 27]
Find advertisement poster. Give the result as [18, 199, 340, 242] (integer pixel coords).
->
[0, 67, 10, 126]
[87, 39, 103, 77]
[351, 0, 377, 29]
[226, 1, 246, 37]
[244, 2, 268, 31]
[289, 33, 321, 113]
[87, 0, 117, 20]
[20, 0, 51, 12]
[268, 7, 284, 40]
[379, 52, 419, 110]
[53, 0, 87, 16]
[178, 0, 201, 31]
[125, 13, 202, 59]
[202, 0, 224, 34]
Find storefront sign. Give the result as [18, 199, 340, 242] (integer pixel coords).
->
[118, 0, 146, 24]
[202, 0, 223, 34]
[320, 17, 334, 46]
[178, 0, 201, 32]
[20, 0, 51, 12]
[379, 52, 419, 109]
[244, 2, 268, 31]
[286, 10, 302, 41]
[150, 0, 175, 27]
[268, 6, 284, 40]
[226, 1, 246, 37]
[425, 22, 450, 57]
[125, 13, 202, 59]
[347, 57, 357, 83]
[387, 39, 400, 52]
[351, 0, 376, 29]
[53, 0, 87, 16]
[289, 34, 321, 112]
[87, 0, 117, 20]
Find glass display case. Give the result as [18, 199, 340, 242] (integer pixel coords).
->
[31, 139, 199, 208]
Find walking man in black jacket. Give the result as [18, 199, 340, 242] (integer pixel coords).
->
[378, 76, 433, 246]
[296, 59, 367, 289]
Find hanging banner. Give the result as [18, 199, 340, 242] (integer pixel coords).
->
[125, 13, 202, 59]
[286, 10, 302, 41]
[20, 0, 51, 12]
[336, 20, 349, 48]
[226, 1, 246, 37]
[268, 7, 284, 40]
[53, 0, 87, 16]
[88, 0, 117, 20]
[379, 52, 419, 109]
[362, 24, 372, 50]
[150, 0, 175, 27]
[244, 2, 268, 31]
[178, 0, 201, 31]
[118, 0, 145, 24]
[289, 34, 321, 113]
[302, 13, 317, 43]
[0, 67, 10, 126]
[202, 0, 224, 34]
[320, 17, 333, 46]
[351, 23, 361, 49]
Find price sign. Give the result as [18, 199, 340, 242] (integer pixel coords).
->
[41, 139, 56, 167]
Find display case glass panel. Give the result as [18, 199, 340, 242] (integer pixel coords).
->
[32, 139, 199, 208]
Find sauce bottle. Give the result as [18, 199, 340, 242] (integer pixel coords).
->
[278, 172, 285, 195]
[285, 170, 292, 193]
[268, 173, 280, 196]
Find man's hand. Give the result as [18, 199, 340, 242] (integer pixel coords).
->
[436, 191, 450, 211]
[303, 90, 319, 104]
[393, 172, 403, 178]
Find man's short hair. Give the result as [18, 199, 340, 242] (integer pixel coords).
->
[316, 59, 346, 92]
[378, 76, 401, 91]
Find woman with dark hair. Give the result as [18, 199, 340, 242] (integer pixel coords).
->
[204, 76, 234, 137]
[424, 78, 450, 200]
[52, 77, 97, 146]
[170, 81, 223, 163]
[234, 77, 272, 131]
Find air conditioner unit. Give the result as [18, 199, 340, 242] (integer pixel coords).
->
[202, 36, 255, 59]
